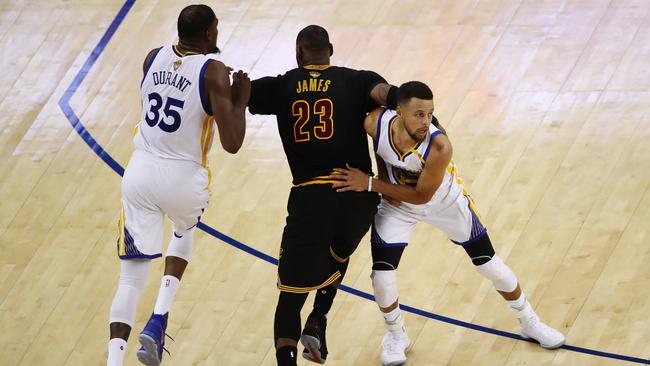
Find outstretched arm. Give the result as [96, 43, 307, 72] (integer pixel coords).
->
[204, 61, 250, 154]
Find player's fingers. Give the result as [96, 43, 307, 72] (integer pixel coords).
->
[331, 182, 347, 189]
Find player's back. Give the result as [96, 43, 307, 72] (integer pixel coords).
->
[249, 65, 384, 184]
[136, 45, 216, 167]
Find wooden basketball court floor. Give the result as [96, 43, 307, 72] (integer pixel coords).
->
[1, 0, 650, 365]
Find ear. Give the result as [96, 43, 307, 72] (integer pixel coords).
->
[329, 43, 333, 56]
[296, 45, 303, 64]
[396, 105, 402, 116]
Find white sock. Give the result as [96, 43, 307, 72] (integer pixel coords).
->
[107, 338, 127, 366]
[507, 293, 527, 312]
[153, 275, 180, 315]
[383, 307, 404, 332]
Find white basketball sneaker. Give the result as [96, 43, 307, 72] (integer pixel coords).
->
[514, 303, 565, 349]
[380, 330, 411, 366]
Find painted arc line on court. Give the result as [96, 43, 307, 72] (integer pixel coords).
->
[56, 1, 650, 364]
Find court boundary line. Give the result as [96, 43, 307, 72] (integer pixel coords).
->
[56, 1, 649, 364]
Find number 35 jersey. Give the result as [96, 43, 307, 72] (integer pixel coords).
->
[135, 45, 217, 167]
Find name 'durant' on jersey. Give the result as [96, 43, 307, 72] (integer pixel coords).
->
[151, 70, 192, 92]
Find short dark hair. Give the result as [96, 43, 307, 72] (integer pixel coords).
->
[177, 4, 216, 39]
[397, 81, 433, 106]
[296, 25, 330, 52]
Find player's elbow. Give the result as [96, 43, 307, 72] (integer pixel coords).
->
[220, 134, 244, 153]
[413, 192, 434, 205]
[221, 140, 242, 154]
[223, 145, 239, 154]
[400, 191, 432, 205]
[409, 187, 436, 205]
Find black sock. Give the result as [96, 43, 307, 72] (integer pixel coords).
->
[313, 260, 349, 316]
[276, 345, 298, 366]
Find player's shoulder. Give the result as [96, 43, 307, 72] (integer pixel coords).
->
[329, 65, 367, 76]
[145, 46, 162, 58]
[367, 107, 388, 122]
[425, 129, 451, 160]
[202, 59, 230, 81]
[204, 59, 227, 71]
[143, 46, 164, 71]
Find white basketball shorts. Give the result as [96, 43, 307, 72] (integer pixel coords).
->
[117, 150, 209, 259]
[372, 190, 486, 247]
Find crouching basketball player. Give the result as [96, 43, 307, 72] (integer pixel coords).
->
[106, 5, 250, 366]
[330, 81, 565, 366]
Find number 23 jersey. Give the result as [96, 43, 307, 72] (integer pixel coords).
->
[135, 45, 217, 167]
[248, 65, 386, 185]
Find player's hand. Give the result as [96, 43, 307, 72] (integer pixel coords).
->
[329, 164, 371, 192]
[231, 70, 251, 107]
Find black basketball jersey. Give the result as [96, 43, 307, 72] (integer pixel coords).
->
[249, 65, 386, 185]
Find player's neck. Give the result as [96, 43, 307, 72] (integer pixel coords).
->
[176, 40, 207, 55]
[392, 117, 418, 150]
[300, 55, 330, 67]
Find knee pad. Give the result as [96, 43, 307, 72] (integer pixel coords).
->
[109, 260, 150, 326]
[462, 234, 495, 265]
[474, 255, 518, 293]
[371, 270, 399, 308]
[166, 227, 195, 262]
[371, 244, 405, 270]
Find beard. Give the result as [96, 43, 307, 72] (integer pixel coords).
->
[407, 128, 427, 142]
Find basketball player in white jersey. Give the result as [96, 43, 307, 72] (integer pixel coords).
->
[106, 5, 250, 366]
[330, 81, 565, 366]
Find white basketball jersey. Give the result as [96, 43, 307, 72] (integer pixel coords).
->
[374, 109, 464, 209]
[135, 45, 217, 167]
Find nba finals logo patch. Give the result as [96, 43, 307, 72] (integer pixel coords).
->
[173, 59, 182, 71]
[309, 71, 321, 78]
[392, 166, 420, 187]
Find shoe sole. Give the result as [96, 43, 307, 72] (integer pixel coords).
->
[520, 333, 566, 350]
[301, 334, 325, 364]
[383, 359, 407, 366]
[381, 341, 411, 366]
[137, 333, 162, 366]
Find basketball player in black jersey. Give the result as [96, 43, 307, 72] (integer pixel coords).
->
[247, 25, 400, 365]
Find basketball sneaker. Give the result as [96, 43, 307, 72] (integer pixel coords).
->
[515, 303, 565, 349]
[137, 313, 169, 365]
[380, 330, 411, 366]
[301, 313, 328, 364]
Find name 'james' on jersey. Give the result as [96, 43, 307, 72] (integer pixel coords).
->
[136, 45, 218, 168]
[248, 65, 386, 185]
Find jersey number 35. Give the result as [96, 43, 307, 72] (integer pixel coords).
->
[145, 92, 185, 133]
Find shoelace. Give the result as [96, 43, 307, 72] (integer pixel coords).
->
[162, 333, 175, 357]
